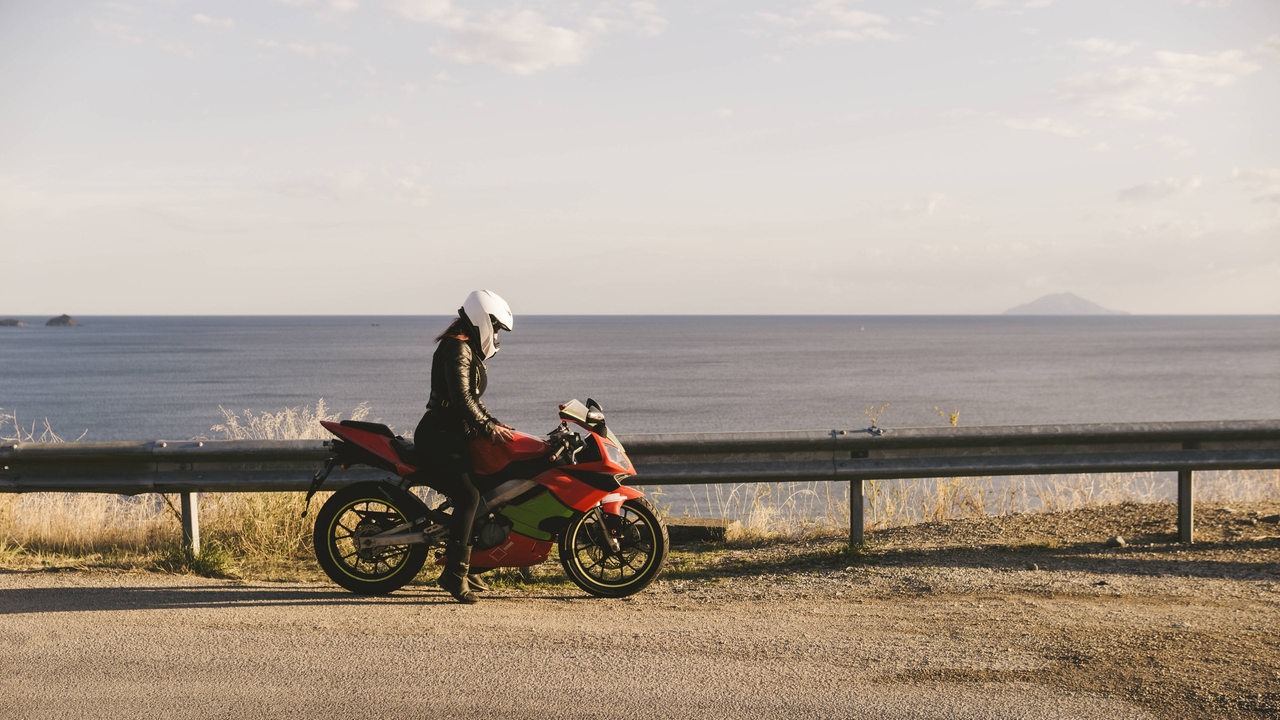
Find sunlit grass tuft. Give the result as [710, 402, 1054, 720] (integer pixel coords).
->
[1, 407, 86, 443]
[0, 402, 375, 578]
[208, 399, 373, 440]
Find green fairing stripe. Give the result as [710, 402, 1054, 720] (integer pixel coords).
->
[500, 490, 575, 541]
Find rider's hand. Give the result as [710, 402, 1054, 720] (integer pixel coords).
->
[490, 424, 515, 442]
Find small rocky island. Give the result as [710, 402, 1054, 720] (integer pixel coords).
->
[0, 315, 80, 327]
[46, 314, 80, 327]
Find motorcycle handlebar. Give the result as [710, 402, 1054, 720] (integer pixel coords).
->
[546, 425, 585, 464]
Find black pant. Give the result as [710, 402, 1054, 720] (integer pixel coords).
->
[414, 411, 480, 547]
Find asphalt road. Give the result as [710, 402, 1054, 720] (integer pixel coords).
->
[0, 572, 1157, 720]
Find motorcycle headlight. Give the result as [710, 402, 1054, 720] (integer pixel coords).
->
[604, 442, 633, 472]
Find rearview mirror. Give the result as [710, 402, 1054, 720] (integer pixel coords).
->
[585, 398, 606, 432]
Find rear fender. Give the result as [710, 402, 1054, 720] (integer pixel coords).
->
[321, 421, 414, 475]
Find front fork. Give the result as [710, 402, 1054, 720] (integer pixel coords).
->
[590, 505, 623, 553]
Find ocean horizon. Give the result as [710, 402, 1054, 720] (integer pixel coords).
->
[3, 314, 1277, 444]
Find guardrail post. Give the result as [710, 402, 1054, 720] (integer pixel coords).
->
[1177, 469, 1194, 544]
[181, 492, 201, 556]
[843, 442, 867, 548]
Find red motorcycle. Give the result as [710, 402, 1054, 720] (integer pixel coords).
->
[305, 399, 668, 598]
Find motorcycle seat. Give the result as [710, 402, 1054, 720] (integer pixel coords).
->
[339, 420, 395, 437]
[390, 437, 417, 464]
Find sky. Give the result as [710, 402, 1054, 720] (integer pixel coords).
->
[1, 0, 1278, 315]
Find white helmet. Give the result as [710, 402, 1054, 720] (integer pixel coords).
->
[460, 289, 514, 359]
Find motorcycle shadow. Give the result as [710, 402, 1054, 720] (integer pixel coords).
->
[0, 580, 582, 615]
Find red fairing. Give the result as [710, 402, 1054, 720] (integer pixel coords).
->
[469, 431, 549, 475]
[536, 471, 616, 512]
[600, 485, 644, 515]
[320, 420, 416, 475]
[468, 534, 553, 568]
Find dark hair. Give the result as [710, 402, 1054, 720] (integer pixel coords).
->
[435, 316, 470, 343]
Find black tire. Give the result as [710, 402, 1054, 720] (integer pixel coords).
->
[559, 497, 668, 598]
[313, 482, 431, 595]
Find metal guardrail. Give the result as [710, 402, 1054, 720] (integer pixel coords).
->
[3, 420, 1278, 552]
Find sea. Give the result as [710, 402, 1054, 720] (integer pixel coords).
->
[3, 315, 1278, 442]
[3, 315, 1278, 522]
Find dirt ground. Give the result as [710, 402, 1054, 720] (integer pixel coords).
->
[1, 501, 1277, 719]
[670, 500, 1280, 719]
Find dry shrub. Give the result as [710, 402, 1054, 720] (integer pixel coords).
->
[0, 402, 377, 567]
[199, 492, 319, 562]
[209, 399, 373, 440]
[657, 470, 1280, 539]
[0, 493, 175, 554]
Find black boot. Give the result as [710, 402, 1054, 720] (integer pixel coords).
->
[437, 540, 479, 604]
[467, 568, 490, 592]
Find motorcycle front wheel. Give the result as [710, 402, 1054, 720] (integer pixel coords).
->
[313, 481, 431, 595]
[559, 497, 669, 598]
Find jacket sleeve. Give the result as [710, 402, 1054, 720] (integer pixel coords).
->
[444, 339, 500, 435]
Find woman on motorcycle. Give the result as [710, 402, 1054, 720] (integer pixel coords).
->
[414, 289, 515, 603]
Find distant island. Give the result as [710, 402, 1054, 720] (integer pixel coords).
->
[1004, 293, 1127, 316]
[0, 315, 81, 327]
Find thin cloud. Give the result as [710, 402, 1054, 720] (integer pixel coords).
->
[628, 2, 668, 37]
[756, 1, 900, 45]
[89, 17, 144, 44]
[1005, 117, 1084, 138]
[1232, 168, 1280, 206]
[161, 41, 196, 59]
[193, 14, 235, 30]
[433, 9, 591, 75]
[898, 192, 950, 217]
[386, 0, 456, 25]
[257, 39, 351, 60]
[1061, 48, 1259, 119]
[1260, 35, 1280, 58]
[1067, 37, 1136, 57]
[386, 0, 664, 75]
[1116, 176, 1202, 203]
[975, 0, 1057, 11]
[908, 8, 942, 26]
[1135, 134, 1195, 157]
[274, 0, 359, 11]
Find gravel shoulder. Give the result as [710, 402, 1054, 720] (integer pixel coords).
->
[1, 501, 1277, 719]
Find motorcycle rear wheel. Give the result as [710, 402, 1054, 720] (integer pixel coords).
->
[313, 482, 431, 595]
[559, 497, 669, 598]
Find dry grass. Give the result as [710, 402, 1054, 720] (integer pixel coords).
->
[207, 399, 372, 440]
[0, 407, 85, 443]
[653, 470, 1280, 544]
[3, 404, 1278, 575]
[0, 402, 373, 578]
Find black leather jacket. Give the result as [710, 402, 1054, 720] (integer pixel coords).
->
[424, 336, 501, 437]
